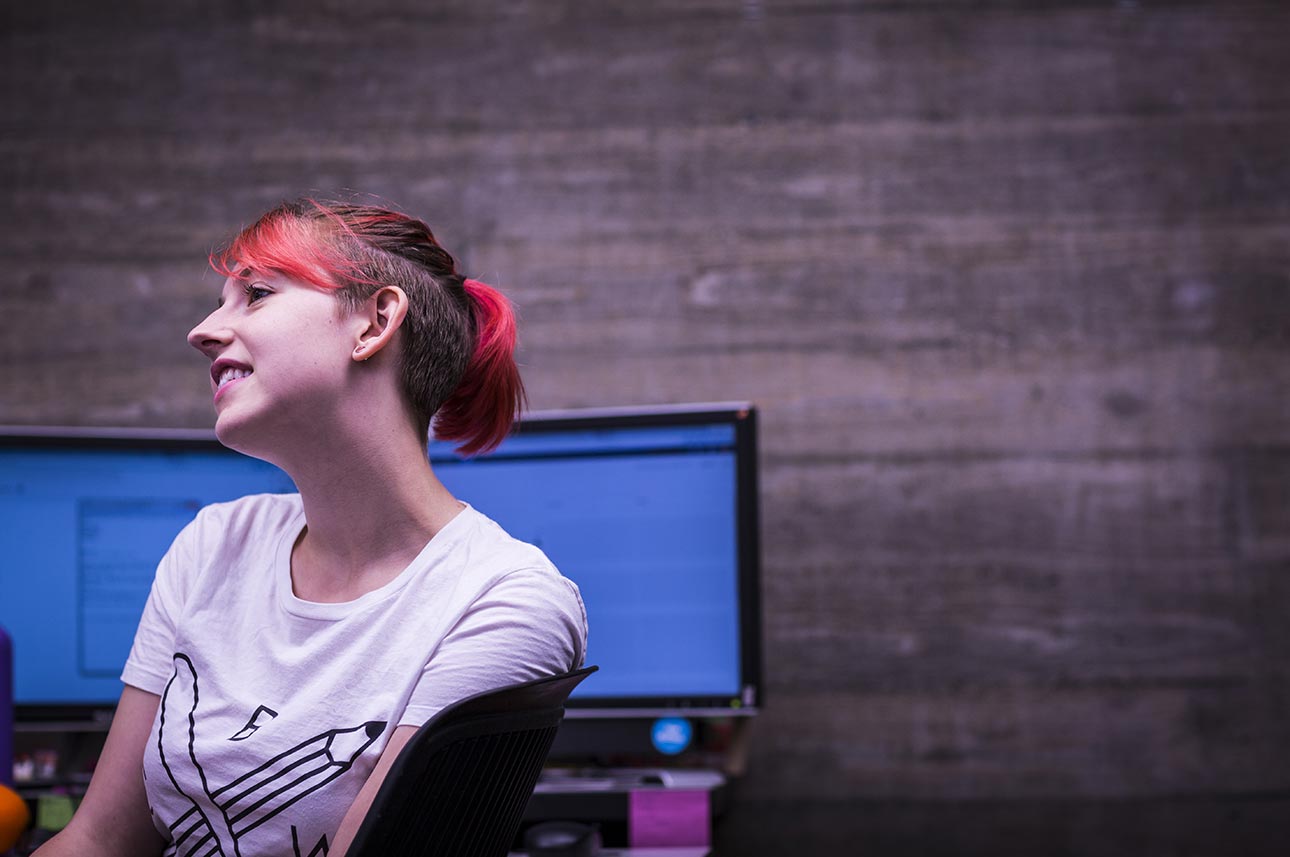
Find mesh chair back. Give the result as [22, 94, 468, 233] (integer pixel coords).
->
[347, 665, 597, 857]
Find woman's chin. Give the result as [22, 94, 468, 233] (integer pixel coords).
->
[213, 412, 296, 470]
[213, 412, 255, 454]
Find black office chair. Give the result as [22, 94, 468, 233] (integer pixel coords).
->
[346, 665, 598, 857]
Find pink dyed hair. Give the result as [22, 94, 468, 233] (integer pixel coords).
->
[211, 199, 525, 456]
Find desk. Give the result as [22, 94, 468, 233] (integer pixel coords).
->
[511, 851, 709, 857]
[525, 769, 724, 849]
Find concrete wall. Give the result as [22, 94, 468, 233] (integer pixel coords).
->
[4, 1, 1288, 851]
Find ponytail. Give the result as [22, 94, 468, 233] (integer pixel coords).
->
[433, 279, 526, 456]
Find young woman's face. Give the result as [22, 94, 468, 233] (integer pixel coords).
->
[187, 271, 363, 456]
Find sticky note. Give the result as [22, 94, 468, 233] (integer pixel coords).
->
[629, 788, 710, 847]
[36, 794, 76, 831]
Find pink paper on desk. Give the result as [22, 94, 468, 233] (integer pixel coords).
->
[629, 789, 711, 847]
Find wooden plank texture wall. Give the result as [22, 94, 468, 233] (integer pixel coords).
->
[3, 0, 1288, 851]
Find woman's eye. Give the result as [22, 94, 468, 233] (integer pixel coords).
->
[243, 283, 271, 304]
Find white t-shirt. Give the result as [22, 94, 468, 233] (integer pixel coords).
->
[121, 493, 587, 857]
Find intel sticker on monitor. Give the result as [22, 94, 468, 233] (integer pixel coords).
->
[650, 717, 693, 755]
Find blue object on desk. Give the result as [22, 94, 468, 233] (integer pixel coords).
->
[650, 717, 693, 756]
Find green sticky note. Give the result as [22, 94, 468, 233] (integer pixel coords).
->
[36, 794, 76, 831]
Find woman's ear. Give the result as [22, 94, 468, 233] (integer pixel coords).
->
[352, 286, 409, 363]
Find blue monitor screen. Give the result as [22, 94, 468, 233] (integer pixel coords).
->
[0, 406, 761, 717]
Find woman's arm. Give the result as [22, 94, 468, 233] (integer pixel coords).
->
[33, 685, 165, 857]
[328, 723, 418, 857]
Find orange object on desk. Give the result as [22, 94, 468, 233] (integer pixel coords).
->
[0, 783, 32, 851]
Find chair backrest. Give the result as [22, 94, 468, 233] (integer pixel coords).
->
[346, 665, 597, 857]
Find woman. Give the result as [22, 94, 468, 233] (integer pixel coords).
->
[36, 199, 588, 857]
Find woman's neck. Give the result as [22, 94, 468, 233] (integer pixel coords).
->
[281, 425, 464, 603]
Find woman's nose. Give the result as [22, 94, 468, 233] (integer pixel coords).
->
[187, 308, 232, 356]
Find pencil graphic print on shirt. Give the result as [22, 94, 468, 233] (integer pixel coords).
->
[292, 824, 332, 857]
[229, 705, 279, 741]
[159, 655, 234, 856]
[158, 653, 386, 857]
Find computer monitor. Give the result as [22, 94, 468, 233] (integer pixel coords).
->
[0, 403, 762, 722]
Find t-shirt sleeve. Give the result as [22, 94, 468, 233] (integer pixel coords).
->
[398, 566, 588, 727]
[120, 514, 201, 695]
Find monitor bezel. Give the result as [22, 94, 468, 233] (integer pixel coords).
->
[1, 402, 763, 723]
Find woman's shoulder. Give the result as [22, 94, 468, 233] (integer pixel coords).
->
[452, 506, 583, 612]
[453, 505, 559, 575]
[473, 511, 588, 656]
[180, 492, 303, 548]
[194, 491, 302, 524]
[150, 493, 303, 598]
